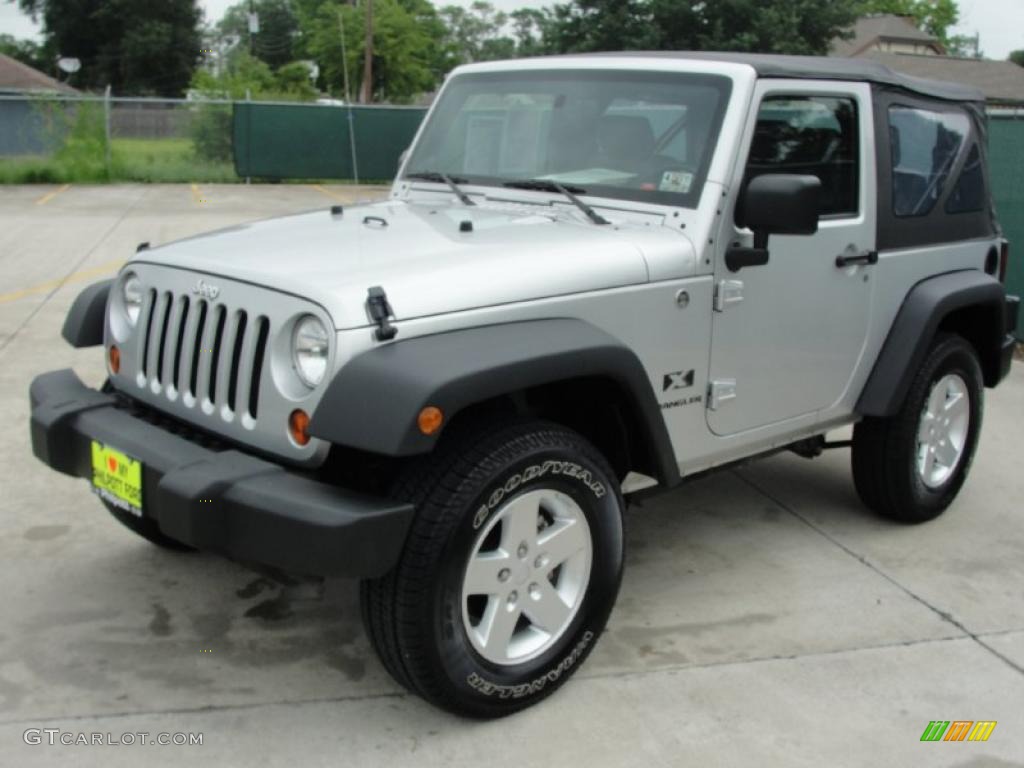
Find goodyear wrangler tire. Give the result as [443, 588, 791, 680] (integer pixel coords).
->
[360, 420, 625, 718]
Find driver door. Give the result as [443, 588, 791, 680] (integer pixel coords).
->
[707, 82, 876, 436]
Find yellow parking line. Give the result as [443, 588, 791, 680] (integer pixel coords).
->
[34, 184, 71, 206]
[310, 184, 348, 202]
[0, 258, 126, 304]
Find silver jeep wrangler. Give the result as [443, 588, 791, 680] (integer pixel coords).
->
[30, 53, 1019, 717]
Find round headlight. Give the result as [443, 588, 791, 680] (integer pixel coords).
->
[292, 315, 329, 388]
[121, 273, 143, 325]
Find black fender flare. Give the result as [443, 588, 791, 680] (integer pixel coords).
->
[857, 270, 1007, 417]
[308, 318, 680, 486]
[61, 279, 112, 348]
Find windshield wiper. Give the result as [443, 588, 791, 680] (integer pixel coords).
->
[502, 179, 610, 226]
[406, 171, 475, 206]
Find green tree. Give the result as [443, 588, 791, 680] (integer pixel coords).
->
[543, 0, 654, 53]
[0, 34, 47, 72]
[540, 0, 857, 56]
[304, 0, 441, 103]
[652, 0, 859, 55]
[17, 0, 202, 95]
[508, 9, 555, 57]
[1011, 50, 1024, 68]
[439, 2, 516, 64]
[216, 0, 300, 70]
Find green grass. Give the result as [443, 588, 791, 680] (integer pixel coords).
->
[0, 138, 238, 184]
[112, 138, 237, 183]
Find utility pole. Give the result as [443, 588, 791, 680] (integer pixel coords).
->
[360, 0, 373, 104]
[248, 0, 258, 57]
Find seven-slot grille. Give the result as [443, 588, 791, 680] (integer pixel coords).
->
[136, 289, 271, 426]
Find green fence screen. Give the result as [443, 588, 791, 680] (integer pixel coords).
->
[233, 103, 426, 182]
[990, 116, 1024, 337]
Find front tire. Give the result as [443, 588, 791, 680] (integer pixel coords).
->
[852, 333, 983, 522]
[361, 420, 625, 718]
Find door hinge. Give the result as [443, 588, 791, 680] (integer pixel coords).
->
[714, 280, 744, 312]
[708, 379, 737, 410]
[366, 286, 398, 341]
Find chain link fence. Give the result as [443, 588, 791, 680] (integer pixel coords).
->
[0, 93, 239, 182]
[0, 94, 428, 183]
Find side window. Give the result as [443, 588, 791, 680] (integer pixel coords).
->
[945, 143, 985, 214]
[888, 106, 970, 217]
[744, 95, 859, 217]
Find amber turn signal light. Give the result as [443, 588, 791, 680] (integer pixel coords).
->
[108, 345, 120, 374]
[289, 409, 311, 446]
[417, 406, 444, 436]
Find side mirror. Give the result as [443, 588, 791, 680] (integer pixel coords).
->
[728, 174, 821, 272]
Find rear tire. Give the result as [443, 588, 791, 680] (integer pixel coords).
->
[852, 333, 983, 522]
[360, 419, 625, 718]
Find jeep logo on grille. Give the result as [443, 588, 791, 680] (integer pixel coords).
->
[191, 279, 220, 300]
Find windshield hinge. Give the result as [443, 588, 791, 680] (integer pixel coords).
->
[366, 286, 398, 341]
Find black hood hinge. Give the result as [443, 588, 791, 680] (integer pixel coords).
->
[366, 286, 398, 342]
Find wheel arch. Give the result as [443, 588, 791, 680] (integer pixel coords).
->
[62, 279, 112, 348]
[308, 319, 680, 487]
[857, 269, 1006, 417]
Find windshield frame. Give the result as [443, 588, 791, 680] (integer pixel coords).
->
[403, 68, 733, 209]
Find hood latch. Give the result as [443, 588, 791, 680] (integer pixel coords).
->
[366, 286, 398, 341]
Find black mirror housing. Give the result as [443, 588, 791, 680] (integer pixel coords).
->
[737, 174, 821, 243]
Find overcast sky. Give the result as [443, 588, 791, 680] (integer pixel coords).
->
[1, 0, 1020, 59]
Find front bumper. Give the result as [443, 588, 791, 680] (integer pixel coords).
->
[29, 369, 414, 578]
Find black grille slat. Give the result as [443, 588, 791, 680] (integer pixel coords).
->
[155, 292, 173, 384]
[140, 289, 157, 377]
[207, 305, 227, 404]
[227, 312, 248, 412]
[189, 300, 208, 397]
[249, 317, 270, 419]
[172, 296, 190, 390]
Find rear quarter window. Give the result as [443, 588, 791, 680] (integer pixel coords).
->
[888, 106, 970, 217]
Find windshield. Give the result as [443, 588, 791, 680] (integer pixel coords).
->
[405, 69, 732, 208]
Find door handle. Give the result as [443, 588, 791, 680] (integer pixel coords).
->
[835, 250, 878, 268]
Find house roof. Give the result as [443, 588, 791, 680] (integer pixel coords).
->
[861, 51, 1024, 105]
[0, 53, 78, 94]
[831, 14, 944, 57]
[582, 52, 983, 102]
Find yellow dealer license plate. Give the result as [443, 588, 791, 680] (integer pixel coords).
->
[91, 441, 143, 517]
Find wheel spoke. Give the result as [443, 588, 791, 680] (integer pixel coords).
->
[917, 410, 934, 444]
[921, 445, 938, 480]
[927, 379, 947, 416]
[499, 493, 540, 552]
[943, 389, 968, 426]
[463, 551, 512, 596]
[522, 580, 571, 634]
[477, 598, 521, 662]
[537, 518, 587, 569]
[935, 438, 959, 467]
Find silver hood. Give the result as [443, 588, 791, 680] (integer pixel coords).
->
[132, 199, 692, 330]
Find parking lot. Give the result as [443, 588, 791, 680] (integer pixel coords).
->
[1, 183, 1022, 766]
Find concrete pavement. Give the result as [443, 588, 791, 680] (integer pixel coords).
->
[0, 184, 1021, 767]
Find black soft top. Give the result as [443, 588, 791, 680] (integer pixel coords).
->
[579, 51, 983, 103]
